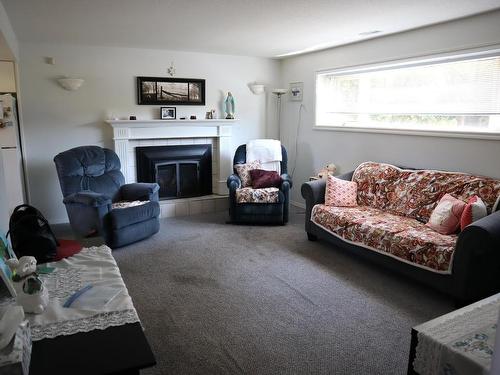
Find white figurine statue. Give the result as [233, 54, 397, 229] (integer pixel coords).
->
[7, 256, 49, 314]
[224, 92, 235, 119]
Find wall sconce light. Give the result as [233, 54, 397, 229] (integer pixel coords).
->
[57, 77, 85, 91]
[249, 83, 266, 95]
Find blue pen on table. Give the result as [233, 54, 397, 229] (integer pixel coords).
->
[63, 284, 93, 308]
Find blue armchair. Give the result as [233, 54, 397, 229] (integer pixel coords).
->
[54, 146, 160, 248]
[227, 144, 292, 225]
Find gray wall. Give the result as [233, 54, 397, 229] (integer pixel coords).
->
[280, 10, 500, 206]
[15, 10, 500, 220]
[18, 43, 280, 223]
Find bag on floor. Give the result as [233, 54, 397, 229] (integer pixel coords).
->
[7, 204, 59, 263]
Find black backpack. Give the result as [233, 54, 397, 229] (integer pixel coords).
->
[7, 204, 59, 263]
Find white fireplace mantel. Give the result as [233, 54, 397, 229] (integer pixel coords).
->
[106, 119, 236, 195]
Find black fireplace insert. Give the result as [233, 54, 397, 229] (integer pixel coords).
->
[136, 145, 212, 199]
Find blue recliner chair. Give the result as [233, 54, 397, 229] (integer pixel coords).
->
[54, 146, 160, 248]
[227, 144, 292, 225]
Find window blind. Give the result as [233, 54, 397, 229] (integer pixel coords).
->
[316, 51, 500, 133]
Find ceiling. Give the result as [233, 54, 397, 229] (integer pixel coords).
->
[3, 0, 500, 58]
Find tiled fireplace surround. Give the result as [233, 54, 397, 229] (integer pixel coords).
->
[106, 120, 235, 217]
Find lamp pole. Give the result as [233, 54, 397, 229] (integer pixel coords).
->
[272, 89, 287, 140]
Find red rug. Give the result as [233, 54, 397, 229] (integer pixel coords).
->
[54, 239, 83, 261]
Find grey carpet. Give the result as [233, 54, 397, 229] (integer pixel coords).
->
[55, 208, 455, 374]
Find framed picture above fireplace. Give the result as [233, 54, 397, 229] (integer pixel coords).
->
[137, 76, 206, 105]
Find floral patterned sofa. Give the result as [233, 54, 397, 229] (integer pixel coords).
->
[301, 162, 500, 303]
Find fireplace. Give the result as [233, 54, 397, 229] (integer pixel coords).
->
[136, 145, 212, 199]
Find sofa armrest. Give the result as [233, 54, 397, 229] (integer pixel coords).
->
[301, 179, 326, 234]
[301, 179, 326, 206]
[120, 183, 160, 202]
[227, 174, 241, 191]
[466, 209, 500, 241]
[63, 191, 111, 207]
[280, 173, 293, 190]
[226, 174, 241, 222]
[453, 210, 500, 302]
[280, 174, 292, 223]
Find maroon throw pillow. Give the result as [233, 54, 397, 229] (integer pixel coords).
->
[250, 169, 282, 188]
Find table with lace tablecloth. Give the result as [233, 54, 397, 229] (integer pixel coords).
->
[408, 293, 500, 375]
[27, 245, 140, 340]
[2, 245, 155, 375]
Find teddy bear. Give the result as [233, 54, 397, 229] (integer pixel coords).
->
[6, 256, 49, 314]
[317, 163, 337, 179]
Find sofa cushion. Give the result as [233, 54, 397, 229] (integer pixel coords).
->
[325, 175, 358, 207]
[352, 162, 500, 222]
[250, 169, 282, 188]
[426, 194, 466, 235]
[108, 201, 160, 230]
[236, 187, 279, 203]
[234, 161, 262, 187]
[460, 196, 488, 230]
[111, 200, 148, 210]
[311, 204, 457, 273]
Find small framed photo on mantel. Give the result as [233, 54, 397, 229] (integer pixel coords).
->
[161, 107, 176, 120]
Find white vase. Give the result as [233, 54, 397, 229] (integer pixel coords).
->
[13, 277, 49, 314]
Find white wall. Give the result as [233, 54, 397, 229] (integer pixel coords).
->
[0, 60, 15, 91]
[280, 10, 500, 206]
[0, 0, 18, 61]
[18, 43, 280, 223]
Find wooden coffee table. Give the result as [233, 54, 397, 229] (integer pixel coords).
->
[30, 322, 156, 375]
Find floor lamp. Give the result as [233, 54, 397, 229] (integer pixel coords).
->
[272, 89, 287, 140]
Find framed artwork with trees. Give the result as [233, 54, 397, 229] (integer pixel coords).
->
[137, 77, 205, 105]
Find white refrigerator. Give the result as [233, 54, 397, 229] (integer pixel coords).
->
[0, 94, 25, 219]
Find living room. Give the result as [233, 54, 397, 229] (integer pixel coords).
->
[0, 1, 499, 374]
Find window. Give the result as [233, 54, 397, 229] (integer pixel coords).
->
[315, 51, 500, 136]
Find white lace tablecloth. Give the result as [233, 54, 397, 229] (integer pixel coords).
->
[12, 245, 139, 341]
[414, 293, 500, 375]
